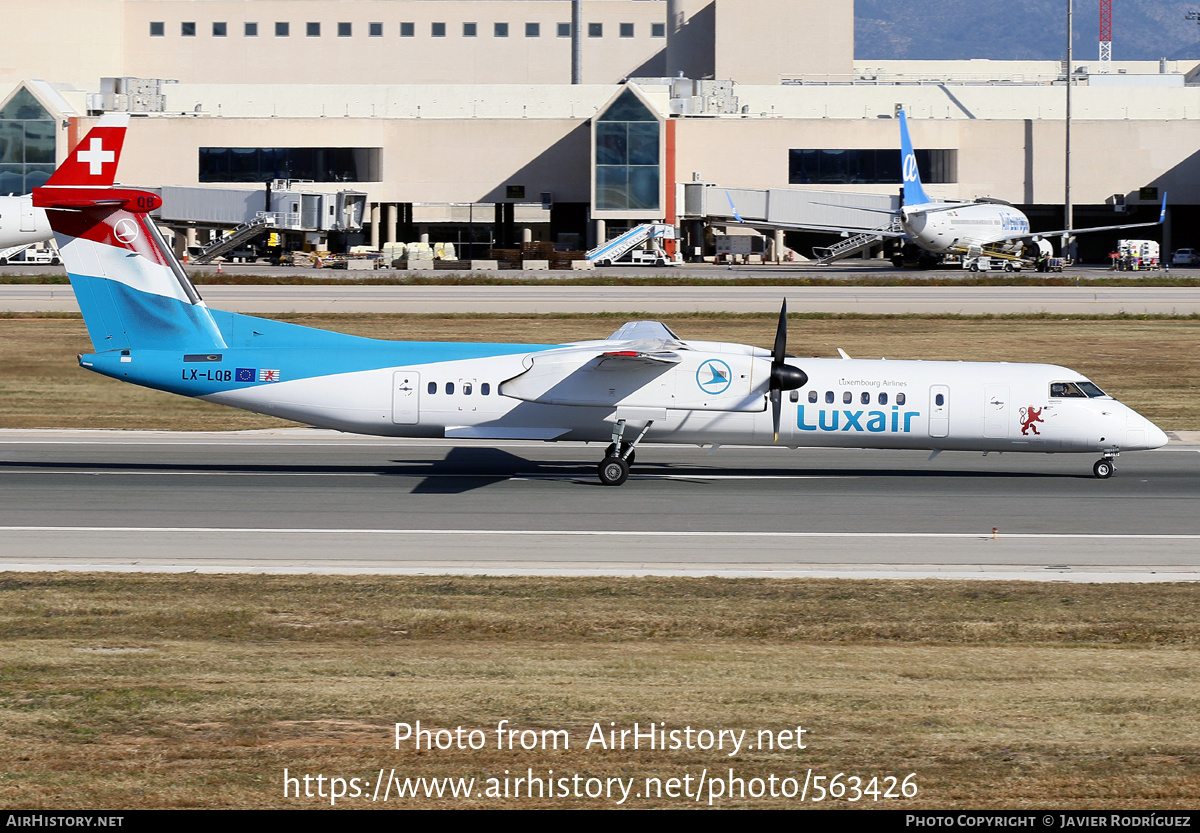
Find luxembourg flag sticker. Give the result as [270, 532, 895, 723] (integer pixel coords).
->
[258, 369, 281, 382]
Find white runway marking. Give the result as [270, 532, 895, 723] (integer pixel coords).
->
[4, 526, 1200, 540]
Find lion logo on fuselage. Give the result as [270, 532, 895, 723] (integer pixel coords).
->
[1020, 406, 1044, 436]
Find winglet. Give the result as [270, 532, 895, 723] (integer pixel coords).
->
[725, 190, 745, 223]
[898, 109, 932, 207]
[43, 114, 130, 188]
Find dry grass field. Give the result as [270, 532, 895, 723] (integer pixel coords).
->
[1, 574, 1198, 809]
[1, 312, 1197, 430]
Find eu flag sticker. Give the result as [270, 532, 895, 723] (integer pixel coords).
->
[235, 368, 256, 382]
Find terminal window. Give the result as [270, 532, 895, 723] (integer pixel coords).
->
[463, 22, 477, 37]
[369, 22, 382, 37]
[788, 148, 957, 185]
[400, 22, 414, 37]
[306, 22, 320, 37]
[588, 23, 603, 37]
[494, 22, 509, 37]
[213, 22, 227, 37]
[525, 22, 539, 37]
[651, 22, 665, 37]
[181, 22, 195, 36]
[620, 23, 634, 38]
[245, 22, 258, 36]
[149, 21, 164, 36]
[338, 22, 351, 37]
[595, 88, 660, 212]
[432, 22, 446, 37]
[557, 22, 571, 37]
[275, 22, 288, 37]
[0, 86, 56, 194]
[199, 147, 382, 183]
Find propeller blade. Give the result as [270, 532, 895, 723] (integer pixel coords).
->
[771, 388, 781, 443]
[773, 299, 788, 365]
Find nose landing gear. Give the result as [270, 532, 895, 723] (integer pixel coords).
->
[1092, 449, 1119, 479]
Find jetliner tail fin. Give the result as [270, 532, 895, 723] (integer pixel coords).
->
[34, 118, 226, 353]
[44, 115, 130, 187]
[898, 109, 933, 207]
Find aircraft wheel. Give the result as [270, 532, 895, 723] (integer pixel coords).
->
[598, 456, 630, 486]
[1093, 459, 1115, 479]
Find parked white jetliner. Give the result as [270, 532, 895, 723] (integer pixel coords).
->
[36, 116, 1167, 484]
[0, 194, 53, 250]
[739, 110, 1166, 267]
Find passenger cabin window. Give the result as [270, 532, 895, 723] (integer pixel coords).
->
[843, 391, 852, 404]
[427, 382, 436, 394]
[808, 390, 818, 403]
[897, 393, 906, 406]
[879, 392, 888, 405]
[789, 390, 799, 403]
[463, 383, 473, 395]
[825, 391, 834, 404]
[481, 383, 491, 395]
[861, 391, 870, 405]
[445, 382, 455, 395]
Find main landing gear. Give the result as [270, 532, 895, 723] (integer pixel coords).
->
[1092, 449, 1119, 479]
[597, 418, 653, 486]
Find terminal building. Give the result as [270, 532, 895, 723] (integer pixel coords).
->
[3, 0, 1198, 262]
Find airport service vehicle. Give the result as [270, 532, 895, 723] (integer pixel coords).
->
[36, 116, 1168, 484]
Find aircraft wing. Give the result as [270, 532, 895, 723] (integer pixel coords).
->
[992, 195, 1168, 242]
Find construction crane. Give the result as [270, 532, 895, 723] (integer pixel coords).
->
[1099, 0, 1112, 73]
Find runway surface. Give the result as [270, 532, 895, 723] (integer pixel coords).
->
[2, 430, 1198, 581]
[4, 284, 1200, 314]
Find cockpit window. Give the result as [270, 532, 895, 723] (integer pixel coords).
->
[1051, 381, 1106, 398]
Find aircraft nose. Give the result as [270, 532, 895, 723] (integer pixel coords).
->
[1145, 419, 1170, 450]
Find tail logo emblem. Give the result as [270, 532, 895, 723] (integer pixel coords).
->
[76, 138, 115, 176]
[903, 154, 919, 183]
[113, 218, 140, 244]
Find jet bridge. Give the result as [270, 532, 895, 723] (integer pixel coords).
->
[681, 183, 901, 261]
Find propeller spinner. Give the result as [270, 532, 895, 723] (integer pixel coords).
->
[769, 300, 808, 441]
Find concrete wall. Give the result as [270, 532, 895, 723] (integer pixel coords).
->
[715, 0, 853, 84]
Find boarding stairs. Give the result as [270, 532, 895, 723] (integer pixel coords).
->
[813, 217, 903, 264]
[587, 223, 675, 264]
[194, 213, 279, 264]
[0, 243, 33, 264]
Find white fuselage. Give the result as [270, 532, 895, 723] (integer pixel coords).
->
[901, 201, 1031, 255]
[0, 195, 53, 249]
[198, 347, 1166, 456]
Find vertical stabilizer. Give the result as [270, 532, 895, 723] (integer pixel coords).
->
[898, 110, 933, 207]
[34, 118, 226, 352]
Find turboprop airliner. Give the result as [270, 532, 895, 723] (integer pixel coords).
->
[740, 110, 1166, 268]
[35, 115, 1167, 484]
